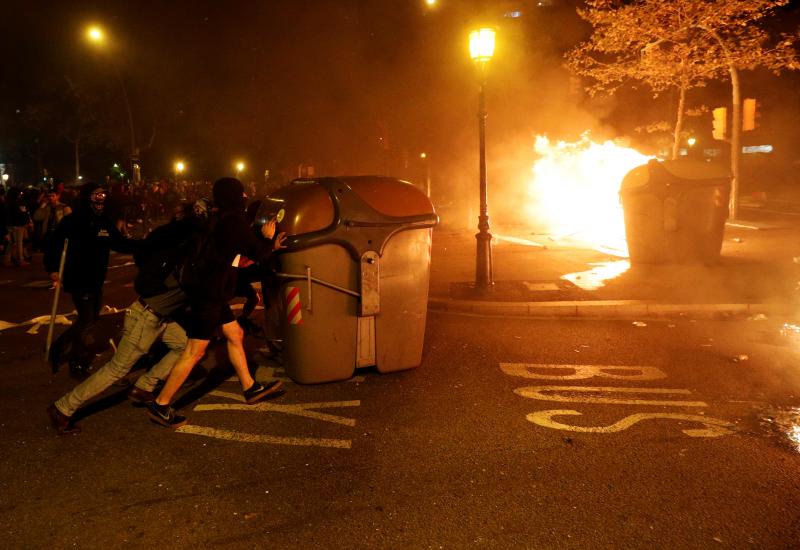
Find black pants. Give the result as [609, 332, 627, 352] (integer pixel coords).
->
[52, 290, 103, 367]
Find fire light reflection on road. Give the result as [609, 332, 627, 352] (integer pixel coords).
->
[561, 260, 631, 291]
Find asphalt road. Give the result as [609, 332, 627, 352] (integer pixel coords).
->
[1, 256, 800, 548]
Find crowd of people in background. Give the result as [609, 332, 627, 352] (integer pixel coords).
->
[0, 177, 264, 261]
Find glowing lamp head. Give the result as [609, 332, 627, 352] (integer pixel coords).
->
[420, 152, 427, 160]
[469, 27, 496, 63]
[235, 161, 245, 173]
[687, 137, 697, 147]
[425, 0, 437, 6]
[86, 25, 105, 44]
[175, 161, 185, 174]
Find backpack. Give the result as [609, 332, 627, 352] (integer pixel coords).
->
[134, 218, 204, 298]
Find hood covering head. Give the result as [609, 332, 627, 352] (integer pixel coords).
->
[79, 182, 106, 215]
[212, 177, 246, 212]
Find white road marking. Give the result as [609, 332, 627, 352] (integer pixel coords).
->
[22, 281, 53, 288]
[526, 409, 736, 438]
[494, 234, 546, 248]
[501, 363, 667, 381]
[522, 282, 560, 292]
[176, 424, 352, 449]
[199, 390, 360, 427]
[227, 366, 365, 384]
[514, 385, 708, 407]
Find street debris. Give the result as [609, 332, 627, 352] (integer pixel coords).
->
[747, 313, 767, 321]
[732, 238, 742, 243]
[632, 321, 647, 327]
[732, 354, 749, 363]
[667, 324, 676, 328]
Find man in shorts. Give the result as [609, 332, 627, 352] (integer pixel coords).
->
[147, 178, 286, 428]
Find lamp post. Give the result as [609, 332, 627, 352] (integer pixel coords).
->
[85, 24, 139, 184]
[174, 161, 185, 184]
[469, 27, 496, 289]
[420, 152, 431, 197]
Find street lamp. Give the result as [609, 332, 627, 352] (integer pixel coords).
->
[235, 161, 246, 176]
[687, 137, 697, 147]
[469, 27, 496, 289]
[174, 161, 185, 182]
[420, 152, 431, 197]
[84, 23, 139, 184]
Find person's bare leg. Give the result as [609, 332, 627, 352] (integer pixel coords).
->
[221, 320, 255, 391]
[154, 338, 209, 406]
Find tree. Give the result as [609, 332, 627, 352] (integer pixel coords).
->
[566, 0, 798, 219]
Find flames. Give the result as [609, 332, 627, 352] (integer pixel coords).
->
[525, 133, 653, 256]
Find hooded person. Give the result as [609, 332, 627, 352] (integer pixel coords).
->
[44, 182, 139, 378]
[145, 177, 287, 428]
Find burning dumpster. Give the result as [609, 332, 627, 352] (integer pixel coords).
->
[262, 176, 438, 384]
[620, 159, 730, 264]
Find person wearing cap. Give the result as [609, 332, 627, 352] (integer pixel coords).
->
[44, 182, 138, 379]
[146, 177, 286, 428]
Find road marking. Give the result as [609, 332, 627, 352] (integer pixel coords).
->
[526, 409, 736, 438]
[176, 424, 352, 449]
[200, 390, 360, 426]
[227, 366, 365, 384]
[22, 281, 53, 288]
[514, 385, 708, 407]
[522, 282, 559, 292]
[501, 363, 666, 381]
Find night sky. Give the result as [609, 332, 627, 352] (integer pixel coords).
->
[2, 0, 799, 209]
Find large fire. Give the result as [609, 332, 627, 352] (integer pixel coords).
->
[525, 133, 653, 256]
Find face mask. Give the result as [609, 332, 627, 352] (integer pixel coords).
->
[89, 190, 106, 215]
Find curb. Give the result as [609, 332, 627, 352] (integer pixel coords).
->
[428, 298, 791, 320]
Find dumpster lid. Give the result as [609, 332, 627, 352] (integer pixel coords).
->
[265, 176, 438, 260]
[621, 159, 731, 192]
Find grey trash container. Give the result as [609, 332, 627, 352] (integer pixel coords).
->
[262, 176, 438, 384]
[620, 159, 731, 264]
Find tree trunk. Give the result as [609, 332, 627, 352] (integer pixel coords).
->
[671, 84, 687, 161]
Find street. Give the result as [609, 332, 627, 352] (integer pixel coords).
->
[1, 256, 799, 548]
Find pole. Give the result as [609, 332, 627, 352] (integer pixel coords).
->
[45, 238, 69, 362]
[475, 78, 493, 288]
[425, 158, 431, 198]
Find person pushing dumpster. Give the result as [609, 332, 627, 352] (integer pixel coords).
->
[146, 177, 287, 428]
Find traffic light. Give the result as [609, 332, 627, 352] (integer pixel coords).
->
[743, 98, 757, 131]
[712, 107, 727, 140]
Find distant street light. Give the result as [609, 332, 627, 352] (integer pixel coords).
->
[84, 23, 139, 184]
[86, 26, 105, 44]
[174, 161, 186, 182]
[687, 137, 697, 147]
[235, 161, 246, 176]
[469, 27, 496, 289]
[424, 0, 437, 7]
[420, 152, 431, 197]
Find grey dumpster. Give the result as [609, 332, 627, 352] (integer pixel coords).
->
[262, 176, 438, 384]
[620, 159, 730, 264]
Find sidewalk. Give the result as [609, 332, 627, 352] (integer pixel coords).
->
[428, 218, 800, 319]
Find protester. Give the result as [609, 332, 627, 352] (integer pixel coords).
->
[46, 201, 209, 434]
[146, 177, 286, 428]
[33, 187, 72, 251]
[44, 182, 138, 379]
[2, 188, 33, 267]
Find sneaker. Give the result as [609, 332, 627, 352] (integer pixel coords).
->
[243, 380, 284, 404]
[127, 386, 156, 405]
[46, 404, 81, 435]
[147, 402, 188, 428]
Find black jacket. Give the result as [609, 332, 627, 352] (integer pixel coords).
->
[44, 208, 138, 294]
[184, 210, 275, 303]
